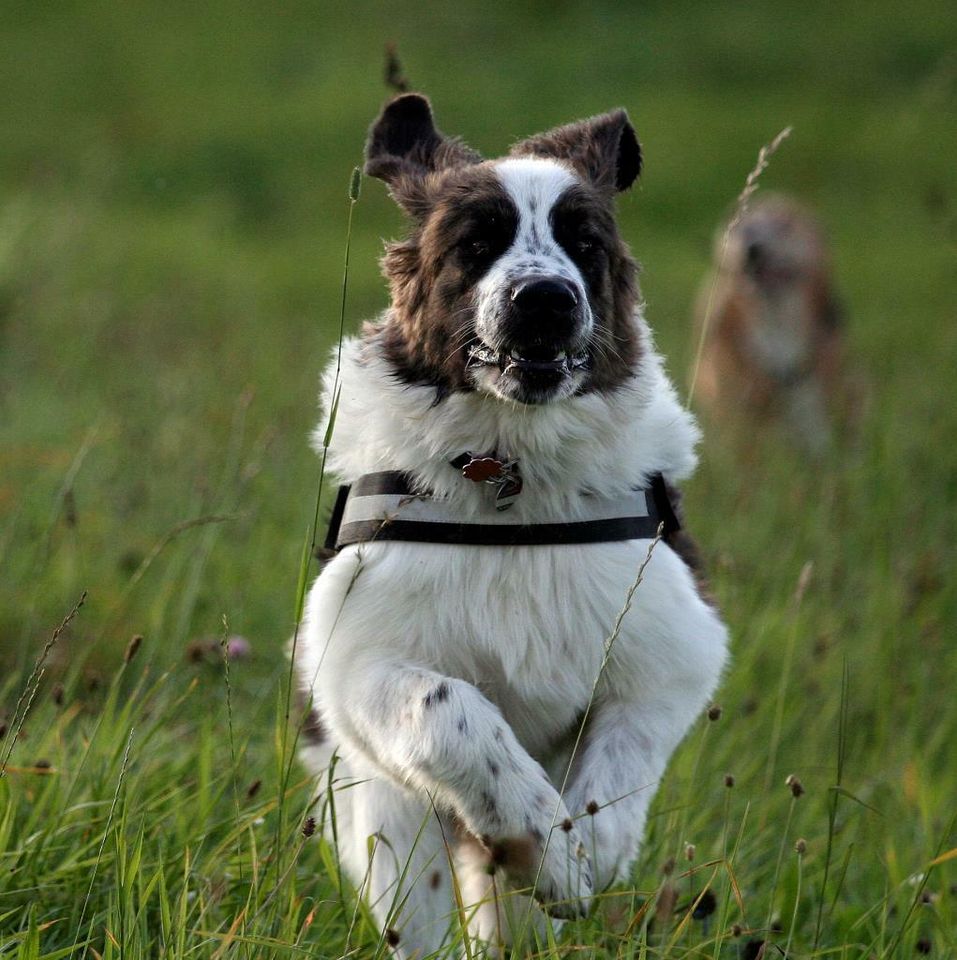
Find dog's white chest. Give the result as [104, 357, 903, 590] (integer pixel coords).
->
[385, 544, 614, 738]
[304, 535, 701, 758]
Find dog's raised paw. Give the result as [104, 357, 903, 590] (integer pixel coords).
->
[484, 820, 594, 919]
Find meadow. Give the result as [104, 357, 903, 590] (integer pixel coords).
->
[1, 0, 956, 955]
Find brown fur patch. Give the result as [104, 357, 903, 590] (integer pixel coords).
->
[550, 183, 640, 391]
[373, 165, 519, 395]
[661, 479, 717, 607]
[511, 109, 642, 194]
[292, 681, 327, 746]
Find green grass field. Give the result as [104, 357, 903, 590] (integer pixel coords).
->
[2, 0, 956, 955]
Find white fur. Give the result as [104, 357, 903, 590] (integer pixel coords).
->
[295, 307, 728, 957]
[474, 158, 588, 345]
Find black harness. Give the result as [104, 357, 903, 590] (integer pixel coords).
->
[325, 462, 679, 551]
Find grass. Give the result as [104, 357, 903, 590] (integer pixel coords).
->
[2, 0, 957, 955]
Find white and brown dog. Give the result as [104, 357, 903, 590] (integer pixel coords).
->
[295, 94, 728, 958]
[692, 194, 848, 455]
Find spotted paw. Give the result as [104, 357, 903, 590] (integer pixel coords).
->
[484, 820, 593, 919]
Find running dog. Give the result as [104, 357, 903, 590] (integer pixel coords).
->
[294, 94, 728, 958]
[692, 194, 848, 454]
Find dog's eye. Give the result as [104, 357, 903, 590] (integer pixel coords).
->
[577, 239, 594, 254]
[470, 239, 491, 257]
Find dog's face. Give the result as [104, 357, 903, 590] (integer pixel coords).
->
[725, 195, 828, 295]
[718, 195, 837, 377]
[365, 95, 642, 404]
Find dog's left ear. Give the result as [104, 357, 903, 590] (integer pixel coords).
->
[510, 109, 641, 193]
[365, 94, 482, 216]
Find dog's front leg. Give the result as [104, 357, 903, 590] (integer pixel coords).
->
[319, 654, 594, 918]
[563, 697, 698, 891]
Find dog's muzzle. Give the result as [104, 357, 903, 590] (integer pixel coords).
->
[468, 275, 591, 402]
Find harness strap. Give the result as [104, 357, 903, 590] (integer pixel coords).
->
[325, 470, 679, 551]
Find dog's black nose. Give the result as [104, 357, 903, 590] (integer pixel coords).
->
[511, 278, 579, 319]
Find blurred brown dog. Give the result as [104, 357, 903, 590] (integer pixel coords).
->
[692, 194, 848, 455]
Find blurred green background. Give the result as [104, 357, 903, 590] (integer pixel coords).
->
[3, 0, 954, 672]
[1, 0, 955, 672]
[1, 0, 956, 953]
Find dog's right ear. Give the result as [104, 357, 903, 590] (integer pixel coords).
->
[365, 94, 482, 217]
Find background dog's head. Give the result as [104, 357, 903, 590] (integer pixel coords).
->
[722, 194, 831, 297]
[365, 94, 643, 404]
[716, 194, 840, 380]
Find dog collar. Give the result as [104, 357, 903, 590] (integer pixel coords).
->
[324, 470, 679, 551]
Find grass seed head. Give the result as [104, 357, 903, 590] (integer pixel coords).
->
[124, 633, 143, 663]
[795, 837, 807, 855]
[707, 703, 722, 721]
[793, 561, 814, 606]
[302, 816, 316, 838]
[586, 799, 600, 815]
[384, 41, 410, 93]
[656, 882, 678, 923]
[785, 774, 805, 797]
[724, 773, 736, 788]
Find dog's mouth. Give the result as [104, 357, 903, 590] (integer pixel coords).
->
[466, 341, 590, 403]
[467, 342, 591, 374]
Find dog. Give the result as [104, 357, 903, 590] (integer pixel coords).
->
[294, 94, 728, 958]
[692, 194, 848, 455]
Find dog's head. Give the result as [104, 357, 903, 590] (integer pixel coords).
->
[724, 195, 829, 294]
[365, 94, 642, 404]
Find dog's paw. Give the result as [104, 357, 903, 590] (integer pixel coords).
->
[484, 819, 593, 919]
[534, 819, 594, 918]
